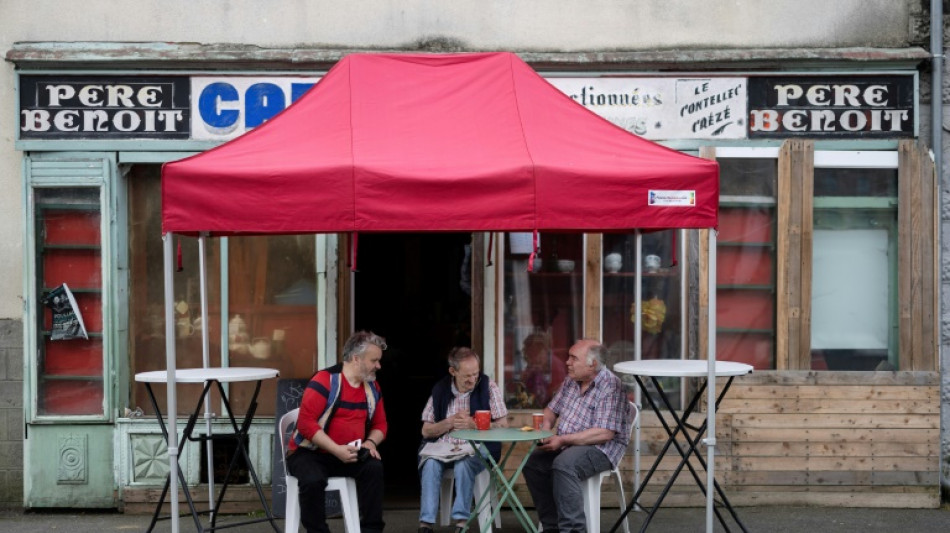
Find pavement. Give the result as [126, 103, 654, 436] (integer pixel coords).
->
[1, 504, 950, 533]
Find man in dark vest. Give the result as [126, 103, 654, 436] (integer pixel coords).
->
[417, 347, 508, 533]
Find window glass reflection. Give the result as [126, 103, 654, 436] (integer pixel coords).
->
[716, 158, 778, 370]
[810, 167, 897, 371]
[128, 164, 318, 416]
[503, 233, 582, 409]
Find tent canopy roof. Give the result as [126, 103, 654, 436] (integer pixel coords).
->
[162, 52, 718, 236]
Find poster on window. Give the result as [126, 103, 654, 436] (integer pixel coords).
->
[43, 283, 89, 341]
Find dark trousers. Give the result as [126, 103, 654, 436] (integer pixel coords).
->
[523, 445, 612, 533]
[287, 447, 385, 533]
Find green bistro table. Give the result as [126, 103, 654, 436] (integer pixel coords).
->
[450, 427, 553, 533]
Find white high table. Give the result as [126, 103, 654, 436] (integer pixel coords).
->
[610, 359, 752, 533]
[135, 367, 280, 532]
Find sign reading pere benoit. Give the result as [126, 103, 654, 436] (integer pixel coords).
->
[19, 76, 190, 139]
[747, 76, 915, 138]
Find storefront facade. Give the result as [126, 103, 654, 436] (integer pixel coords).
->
[0, 0, 945, 511]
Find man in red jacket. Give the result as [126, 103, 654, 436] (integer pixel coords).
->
[287, 331, 388, 533]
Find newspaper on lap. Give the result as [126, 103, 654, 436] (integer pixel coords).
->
[418, 440, 478, 468]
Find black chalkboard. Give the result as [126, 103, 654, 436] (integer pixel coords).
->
[272, 377, 343, 518]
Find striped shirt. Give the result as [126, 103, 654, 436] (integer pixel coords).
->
[549, 366, 630, 467]
[290, 370, 387, 453]
[421, 377, 508, 445]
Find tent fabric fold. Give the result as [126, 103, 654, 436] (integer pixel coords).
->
[162, 52, 718, 235]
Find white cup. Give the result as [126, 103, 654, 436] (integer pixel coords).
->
[644, 254, 661, 272]
[604, 253, 622, 273]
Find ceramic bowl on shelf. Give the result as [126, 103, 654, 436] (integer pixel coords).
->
[604, 253, 622, 273]
[531, 258, 543, 273]
[557, 259, 575, 272]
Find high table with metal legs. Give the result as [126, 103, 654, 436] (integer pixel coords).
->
[610, 359, 753, 533]
[135, 367, 281, 532]
[450, 428, 554, 533]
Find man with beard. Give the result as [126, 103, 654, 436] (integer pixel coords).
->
[287, 330, 388, 533]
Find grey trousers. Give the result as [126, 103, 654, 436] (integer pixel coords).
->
[523, 445, 613, 532]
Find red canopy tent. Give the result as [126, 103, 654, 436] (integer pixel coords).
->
[163, 52, 718, 234]
[159, 52, 721, 532]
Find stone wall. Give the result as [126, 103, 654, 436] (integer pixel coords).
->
[0, 319, 23, 508]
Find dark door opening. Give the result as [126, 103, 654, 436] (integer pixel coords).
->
[353, 233, 473, 505]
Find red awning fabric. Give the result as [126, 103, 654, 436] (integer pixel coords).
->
[162, 52, 718, 236]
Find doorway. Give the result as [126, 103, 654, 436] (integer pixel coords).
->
[353, 232, 473, 504]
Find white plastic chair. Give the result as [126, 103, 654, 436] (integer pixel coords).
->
[438, 465, 500, 531]
[582, 401, 639, 533]
[279, 408, 361, 533]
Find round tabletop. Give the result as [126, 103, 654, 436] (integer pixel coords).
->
[135, 367, 280, 384]
[450, 428, 554, 443]
[613, 359, 753, 378]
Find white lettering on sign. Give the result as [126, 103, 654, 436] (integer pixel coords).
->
[773, 84, 890, 107]
[749, 108, 908, 133]
[19, 77, 189, 139]
[749, 77, 914, 137]
[20, 108, 184, 133]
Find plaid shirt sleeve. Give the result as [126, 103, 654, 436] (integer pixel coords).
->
[421, 396, 436, 423]
[548, 380, 567, 414]
[488, 380, 508, 420]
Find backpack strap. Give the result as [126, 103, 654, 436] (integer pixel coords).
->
[292, 369, 343, 451]
[318, 372, 343, 428]
[292, 369, 378, 451]
[363, 380, 381, 433]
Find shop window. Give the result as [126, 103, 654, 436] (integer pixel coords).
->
[810, 163, 898, 371]
[716, 156, 778, 370]
[502, 233, 583, 409]
[602, 231, 683, 407]
[34, 187, 105, 416]
[128, 165, 318, 417]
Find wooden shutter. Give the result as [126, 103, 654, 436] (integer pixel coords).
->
[897, 140, 937, 371]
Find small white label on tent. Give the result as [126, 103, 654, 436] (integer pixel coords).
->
[648, 190, 695, 206]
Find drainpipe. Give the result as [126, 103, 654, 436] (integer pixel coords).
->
[931, 0, 946, 499]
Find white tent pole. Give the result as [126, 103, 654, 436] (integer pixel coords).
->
[633, 230, 643, 497]
[198, 235, 215, 518]
[704, 229, 718, 533]
[680, 229, 687, 407]
[220, 237, 229, 367]
[163, 233, 180, 533]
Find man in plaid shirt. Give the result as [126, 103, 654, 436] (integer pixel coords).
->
[524, 339, 631, 533]
[417, 347, 508, 533]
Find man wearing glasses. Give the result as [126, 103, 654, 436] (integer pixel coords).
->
[417, 347, 508, 533]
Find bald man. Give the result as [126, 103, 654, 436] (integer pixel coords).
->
[523, 339, 631, 533]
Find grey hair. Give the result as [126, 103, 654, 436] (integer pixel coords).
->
[447, 346, 480, 371]
[342, 330, 387, 362]
[585, 342, 607, 367]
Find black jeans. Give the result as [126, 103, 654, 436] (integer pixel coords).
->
[287, 447, 385, 533]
